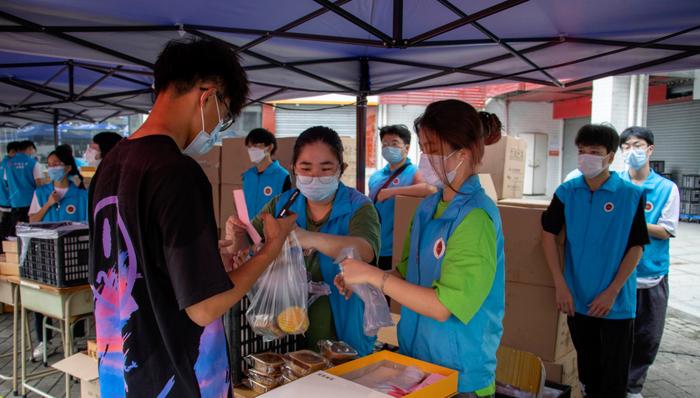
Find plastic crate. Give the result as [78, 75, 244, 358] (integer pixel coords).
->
[649, 160, 665, 173]
[16, 222, 89, 287]
[681, 174, 700, 189]
[227, 295, 304, 385]
[680, 189, 700, 204]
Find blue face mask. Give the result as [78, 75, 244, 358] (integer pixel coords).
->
[296, 175, 339, 203]
[48, 166, 66, 183]
[183, 94, 224, 157]
[382, 146, 404, 165]
[624, 148, 648, 170]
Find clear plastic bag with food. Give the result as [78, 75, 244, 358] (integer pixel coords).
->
[246, 231, 309, 341]
[335, 247, 394, 336]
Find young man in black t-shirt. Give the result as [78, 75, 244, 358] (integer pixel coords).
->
[88, 39, 296, 398]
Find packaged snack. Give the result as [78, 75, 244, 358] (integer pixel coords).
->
[245, 352, 285, 375]
[248, 378, 273, 394]
[247, 368, 283, 388]
[284, 350, 329, 376]
[282, 365, 299, 382]
[277, 306, 309, 334]
[317, 340, 358, 364]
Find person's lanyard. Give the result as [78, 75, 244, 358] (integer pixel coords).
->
[372, 164, 409, 203]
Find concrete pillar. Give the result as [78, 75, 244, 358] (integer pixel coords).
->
[591, 75, 649, 171]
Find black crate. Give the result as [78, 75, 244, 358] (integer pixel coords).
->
[681, 174, 700, 189]
[649, 160, 665, 173]
[227, 295, 304, 385]
[17, 223, 89, 287]
[681, 189, 700, 204]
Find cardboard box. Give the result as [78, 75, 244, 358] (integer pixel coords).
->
[275, 137, 297, 173]
[259, 351, 458, 397]
[0, 261, 19, 276]
[498, 198, 550, 209]
[479, 173, 498, 203]
[502, 281, 574, 362]
[479, 136, 527, 199]
[4, 252, 18, 264]
[2, 240, 18, 254]
[543, 349, 578, 384]
[221, 138, 250, 185]
[391, 196, 425, 268]
[52, 353, 100, 397]
[377, 313, 401, 347]
[193, 144, 221, 184]
[212, 184, 220, 228]
[220, 184, 243, 230]
[498, 205, 556, 287]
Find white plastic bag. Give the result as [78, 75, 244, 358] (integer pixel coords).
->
[246, 231, 308, 341]
[335, 247, 394, 336]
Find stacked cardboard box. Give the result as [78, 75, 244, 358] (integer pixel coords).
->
[193, 145, 222, 228]
[53, 353, 99, 397]
[498, 202, 580, 395]
[0, 240, 19, 276]
[479, 136, 527, 200]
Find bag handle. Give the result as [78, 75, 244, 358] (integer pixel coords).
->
[373, 164, 409, 203]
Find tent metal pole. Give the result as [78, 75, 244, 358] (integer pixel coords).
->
[53, 109, 59, 146]
[0, 61, 67, 68]
[99, 111, 121, 124]
[313, 0, 392, 44]
[393, 0, 403, 46]
[68, 61, 75, 99]
[18, 65, 68, 105]
[244, 88, 287, 107]
[406, 0, 528, 46]
[75, 64, 151, 87]
[245, 57, 361, 71]
[356, 58, 370, 193]
[437, 0, 562, 87]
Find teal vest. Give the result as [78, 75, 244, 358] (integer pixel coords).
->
[398, 175, 505, 393]
[35, 182, 88, 223]
[6, 153, 37, 208]
[274, 183, 377, 356]
[243, 161, 289, 220]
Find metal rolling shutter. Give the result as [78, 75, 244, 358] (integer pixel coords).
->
[275, 105, 356, 137]
[647, 101, 700, 177]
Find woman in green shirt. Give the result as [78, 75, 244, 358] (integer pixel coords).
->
[226, 126, 380, 354]
[336, 100, 506, 397]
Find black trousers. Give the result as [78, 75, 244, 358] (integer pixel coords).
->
[9, 206, 29, 237]
[567, 314, 634, 398]
[0, 209, 12, 251]
[628, 276, 669, 394]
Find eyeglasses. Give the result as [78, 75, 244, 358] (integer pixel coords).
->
[297, 175, 338, 184]
[200, 88, 235, 130]
[621, 143, 648, 151]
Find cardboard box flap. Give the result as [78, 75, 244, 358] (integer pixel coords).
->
[52, 353, 98, 381]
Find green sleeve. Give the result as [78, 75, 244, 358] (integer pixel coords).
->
[348, 203, 381, 263]
[251, 196, 280, 236]
[434, 208, 497, 325]
[396, 217, 414, 278]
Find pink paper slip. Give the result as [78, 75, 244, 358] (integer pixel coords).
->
[233, 189, 262, 245]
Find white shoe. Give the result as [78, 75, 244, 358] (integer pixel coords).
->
[627, 393, 643, 398]
[31, 341, 57, 362]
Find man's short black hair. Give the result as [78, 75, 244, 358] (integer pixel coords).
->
[6, 141, 19, 153]
[575, 124, 619, 154]
[379, 124, 411, 146]
[620, 126, 654, 147]
[17, 140, 36, 152]
[153, 38, 249, 118]
[245, 128, 277, 155]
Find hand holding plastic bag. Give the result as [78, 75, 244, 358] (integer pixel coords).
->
[334, 247, 394, 336]
[246, 231, 309, 341]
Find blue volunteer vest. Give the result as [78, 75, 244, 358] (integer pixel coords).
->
[6, 153, 38, 208]
[557, 173, 644, 319]
[274, 183, 377, 356]
[398, 175, 505, 393]
[34, 182, 88, 223]
[368, 160, 418, 257]
[620, 170, 675, 279]
[243, 161, 289, 220]
[0, 157, 11, 207]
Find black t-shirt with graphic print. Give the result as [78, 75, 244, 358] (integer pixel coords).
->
[88, 135, 233, 398]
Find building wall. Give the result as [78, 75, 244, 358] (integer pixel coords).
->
[486, 100, 564, 197]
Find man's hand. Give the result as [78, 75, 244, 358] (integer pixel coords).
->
[555, 282, 575, 316]
[224, 215, 249, 254]
[261, 213, 297, 244]
[588, 288, 617, 318]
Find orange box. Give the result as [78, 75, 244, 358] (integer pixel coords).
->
[326, 350, 458, 398]
[2, 240, 18, 254]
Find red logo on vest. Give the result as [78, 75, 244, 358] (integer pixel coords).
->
[393, 178, 400, 185]
[263, 186, 273, 196]
[645, 201, 654, 212]
[433, 238, 446, 259]
[604, 202, 614, 213]
[66, 204, 76, 215]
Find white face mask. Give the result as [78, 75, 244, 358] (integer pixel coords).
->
[578, 154, 607, 178]
[84, 147, 101, 167]
[183, 94, 223, 158]
[418, 152, 463, 188]
[296, 174, 339, 203]
[248, 147, 266, 164]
